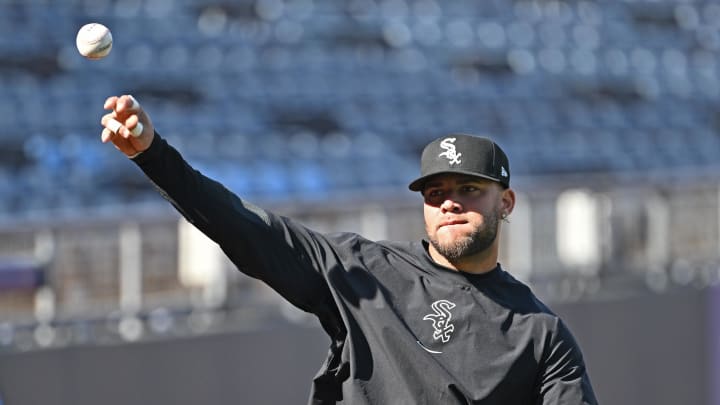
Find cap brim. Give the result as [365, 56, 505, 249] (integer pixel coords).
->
[408, 170, 504, 192]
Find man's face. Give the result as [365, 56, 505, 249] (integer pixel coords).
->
[422, 174, 505, 262]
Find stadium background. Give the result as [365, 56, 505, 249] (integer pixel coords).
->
[0, 0, 719, 404]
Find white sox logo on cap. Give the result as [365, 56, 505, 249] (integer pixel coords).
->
[438, 137, 462, 165]
[408, 133, 511, 191]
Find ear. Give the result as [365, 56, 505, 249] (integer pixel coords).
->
[500, 187, 516, 216]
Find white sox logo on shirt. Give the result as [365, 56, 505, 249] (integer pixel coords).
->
[438, 138, 462, 165]
[423, 299, 456, 343]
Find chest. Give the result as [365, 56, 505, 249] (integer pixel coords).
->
[333, 267, 544, 390]
[360, 275, 536, 360]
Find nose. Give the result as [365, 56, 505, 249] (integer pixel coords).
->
[440, 198, 462, 214]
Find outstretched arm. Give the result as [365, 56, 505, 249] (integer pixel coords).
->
[98, 95, 340, 322]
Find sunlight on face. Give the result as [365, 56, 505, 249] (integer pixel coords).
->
[426, 202, 500, 261]
[422, 175, 503, 261]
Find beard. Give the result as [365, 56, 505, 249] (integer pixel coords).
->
[428, 208, 500, 262]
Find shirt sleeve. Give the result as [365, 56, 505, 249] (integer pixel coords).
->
[538, 318, 599, 405]
[132, 133, 340, 324]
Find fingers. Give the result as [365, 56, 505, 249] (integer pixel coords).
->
[128, 95, 141, 110]
[100, 125, 139, 156]
[130, 121, 143, 137]
[104, 94, 141, 121]
[100, 118, 125, 144]
[100, 94, 154, 157]
[101, 112, 143, 138]
[104, 96, 118, 110]
[106, 95, 145, 137]
[116, 94, 141, 115]
[101, 113, 117, 130]
[107, 117, 123, 134]
[124, 114, 143, 137]
[101, 113, 123, 135]
[104, 94, 138, 115]
[101, 128, 114, 143]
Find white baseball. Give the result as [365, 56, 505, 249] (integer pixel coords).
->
[76, 23, 113, 59]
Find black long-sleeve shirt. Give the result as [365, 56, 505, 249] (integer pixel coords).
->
[133, 133, 598, 404]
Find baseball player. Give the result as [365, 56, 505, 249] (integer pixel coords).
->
[101, 94, 598, 404]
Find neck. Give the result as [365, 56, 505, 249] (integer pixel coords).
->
[428, 242, 499, 274]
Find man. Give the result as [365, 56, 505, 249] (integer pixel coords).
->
[100, 95, 598, 404]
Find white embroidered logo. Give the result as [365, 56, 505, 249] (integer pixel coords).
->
[423, 299, 456, 343]
[438, 138, 462, 165]
[501, 166, 508, 177]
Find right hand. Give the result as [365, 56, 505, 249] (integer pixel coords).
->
[100, 94, 155, 157]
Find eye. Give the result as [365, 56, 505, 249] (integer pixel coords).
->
[459, 184, 490, 197]
[458, 184, 485, 195]
[423, 188, 445, 203]
[425, 189, 444, 198]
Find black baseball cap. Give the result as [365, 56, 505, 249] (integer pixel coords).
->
[408, 134, 510, 192]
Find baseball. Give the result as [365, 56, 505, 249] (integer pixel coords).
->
[76, 23, 113, 59]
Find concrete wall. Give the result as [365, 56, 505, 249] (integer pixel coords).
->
[0, 286, 713, 405]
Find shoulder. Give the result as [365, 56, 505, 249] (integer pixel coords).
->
[489, 269, 558, 318]
[325, 234, 424, 262]
[323, 233, 420, 255]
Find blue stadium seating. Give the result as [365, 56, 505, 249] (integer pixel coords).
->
[0, 0, 718, 213]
